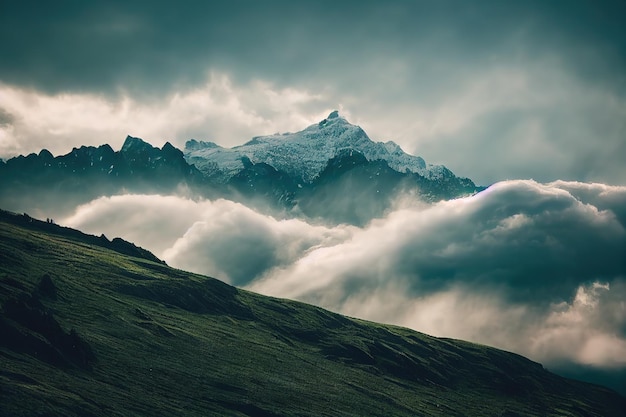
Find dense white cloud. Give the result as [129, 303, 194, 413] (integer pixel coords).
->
[161, 201, 354, 285]
[61, 180, 626, 372]
[251, 180, 625, 300]
[531, 280, 626, 367]
[64, 195, 354, 285]
[63, 194, 208, 254]
[336, 279, 626, 369]
[0, 75, 328, 158]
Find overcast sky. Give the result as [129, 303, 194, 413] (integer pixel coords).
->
[1, 0, 625, 185]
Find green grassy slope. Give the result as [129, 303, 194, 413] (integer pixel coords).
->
[0, 210, 624, 417]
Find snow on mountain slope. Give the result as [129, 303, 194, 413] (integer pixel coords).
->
[184, 111, 453, 183]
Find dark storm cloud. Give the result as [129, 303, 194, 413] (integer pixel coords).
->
[0, 108, 14, 126]
[390, 181, 625, 300]
[250, 180, 626, 305]
[1, 1, 624, 94]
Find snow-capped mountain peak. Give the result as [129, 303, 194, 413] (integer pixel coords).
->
[184, 112, 450, 183]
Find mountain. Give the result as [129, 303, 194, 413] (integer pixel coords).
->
[0, 113, 480, 224]
[185, 111, 472, 185]
[185, 111, 480, 222]
[1, 209, 625, 416]
[1, 135, 202, 187]
[0, 136, 215, 218]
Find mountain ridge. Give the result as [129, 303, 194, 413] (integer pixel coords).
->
[0, 113, 480, 224]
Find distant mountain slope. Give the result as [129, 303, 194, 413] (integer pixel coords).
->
[1, 135, 202, 188]
[0, 136, 217, 218]
[296, 148, 477, 224]
[1, 210, 624, 417]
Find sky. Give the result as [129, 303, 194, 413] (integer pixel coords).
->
[2, 0, 626, 394]
[1, 0, 625, 186]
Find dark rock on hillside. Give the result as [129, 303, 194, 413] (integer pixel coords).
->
[37, 273, 57, 300]
[1, 293, 95, 369]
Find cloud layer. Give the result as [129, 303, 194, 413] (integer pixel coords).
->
[0, 75, 328, 158]
[62, 180, 626, 371]
[63, 195, 355, 285]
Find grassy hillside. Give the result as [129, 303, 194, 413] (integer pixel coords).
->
[0, 210, 624, 417]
